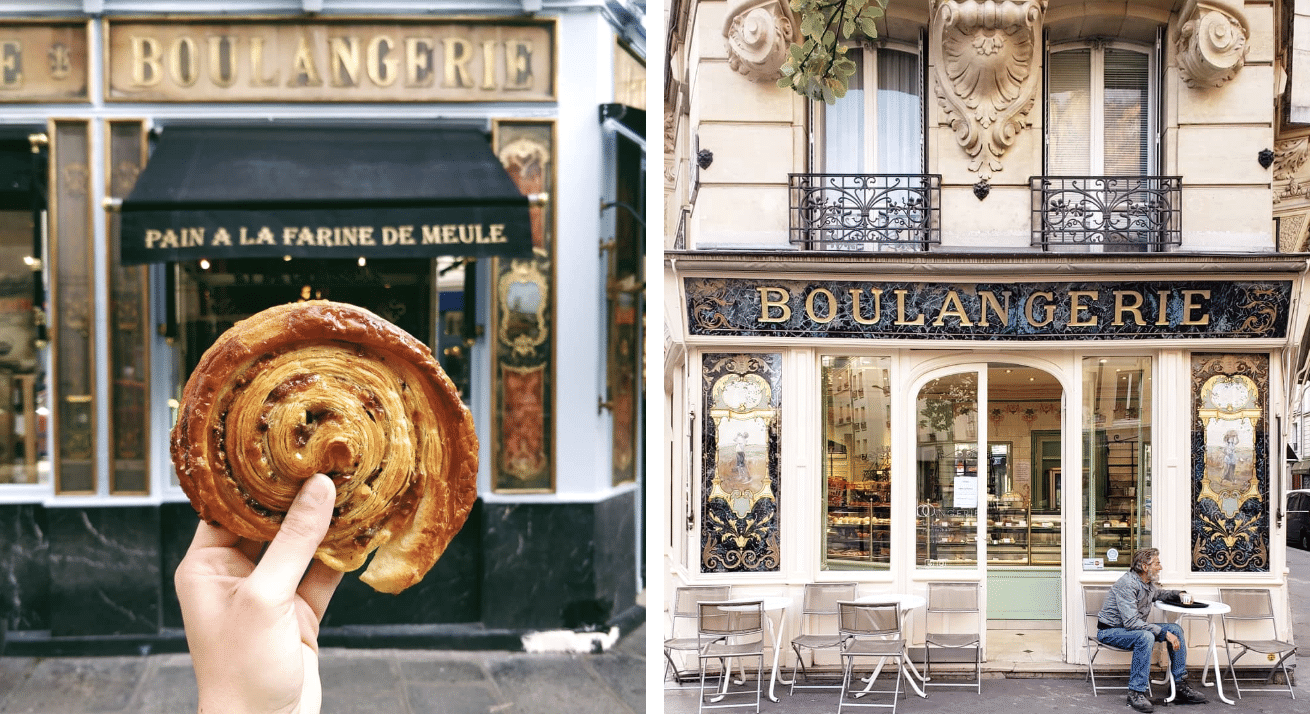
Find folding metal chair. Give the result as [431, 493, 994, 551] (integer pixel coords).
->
[788, 582, 858, 693]
[924, 581, 982, 693]
[1218, 588, 1297, 700]
[1082, 585, 1159, 696]
[664, 585, 731, 688]
[837, 601, 906, 714]
[697, 599, 766, 714]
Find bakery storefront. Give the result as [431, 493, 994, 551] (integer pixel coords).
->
[665, 254, 1305, 665]
[0, 12, 644, 652]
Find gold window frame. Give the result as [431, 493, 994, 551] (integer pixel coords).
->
[105, 119, 150, 495]
[49, 117, 96, 495]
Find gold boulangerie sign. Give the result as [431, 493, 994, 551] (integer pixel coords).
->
[0, 22, 89, 102]
[104, 18, 555, 102]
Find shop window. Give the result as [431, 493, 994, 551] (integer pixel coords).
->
[0, 211, 47, 487]
[822, 356, 891, 571]
[1081, 356, 1153, 569]
[915, 371, 979, 568]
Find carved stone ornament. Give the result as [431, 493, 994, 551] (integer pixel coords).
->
[722, 0, 798, 83]
[1174, 0, 1250, 89]
[1272, 137, 1309, 181]
[932, 0, 1047, 178]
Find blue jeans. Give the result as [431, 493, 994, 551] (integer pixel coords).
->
[1097, 623, 1186, 693]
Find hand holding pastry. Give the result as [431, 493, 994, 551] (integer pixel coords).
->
[176, 473, 340, 714]
[171, 300, 478, 593]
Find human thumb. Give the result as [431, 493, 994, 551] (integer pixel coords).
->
[251, 474, 336, 593]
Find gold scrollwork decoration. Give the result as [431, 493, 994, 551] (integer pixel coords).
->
[686, 279, 736, 331]
[497, 259, 549, 357]
[1233, 288, 1280, 334]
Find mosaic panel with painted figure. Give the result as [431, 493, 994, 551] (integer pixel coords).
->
[491, 121, 554, 493]
[701, 353, 780, 573]
[1191, 353, 1269, 572]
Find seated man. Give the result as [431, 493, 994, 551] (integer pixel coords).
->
[1097, 548, 1208, 712]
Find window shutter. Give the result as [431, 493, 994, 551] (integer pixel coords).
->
[1047, 49, 1091, 175]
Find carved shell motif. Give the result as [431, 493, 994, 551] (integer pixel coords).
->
[1174, 0, 1249, 90]
[932, 0, 1046, 178]
[723, 0, 796, 83]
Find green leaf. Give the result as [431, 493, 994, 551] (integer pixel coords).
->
[858, 17, 879, 38]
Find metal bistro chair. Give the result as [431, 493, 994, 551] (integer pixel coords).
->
[837, 601, 906, 714]
[924, 581, 982, 693]
[1218, 588, 1297, 700]
[665, 586, 731, 688]
[788, 582, 859, 694]
[697, 600, 766, 714]
[1082, 585, 1160, 697]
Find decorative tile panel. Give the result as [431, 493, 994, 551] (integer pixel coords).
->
[700, 353, 781, 573]
[1190, 353, 1269, 572]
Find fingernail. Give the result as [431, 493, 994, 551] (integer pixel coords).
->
[301, 474, 332, 505]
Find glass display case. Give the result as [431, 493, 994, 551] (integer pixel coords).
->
[826, 469, 891, 566]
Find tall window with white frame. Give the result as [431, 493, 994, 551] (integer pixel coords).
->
[809, 44, 926, 252]
[1042, 41, 1164, 252]
[822, 46, 922, 175]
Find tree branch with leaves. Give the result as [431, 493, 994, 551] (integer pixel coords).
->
[778, 0, 889, 104]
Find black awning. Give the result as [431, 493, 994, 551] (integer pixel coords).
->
[120, 125, 533, 264]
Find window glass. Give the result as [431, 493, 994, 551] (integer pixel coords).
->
[1082, 356, 1153, 568]
[822, 355, 892, 570]
[916, 371, 979, 567]
[823, 47, 921, 174]
[1047, 44, 1151, 174]
[0, 210, 47, 486]
[824, 48, 865, 174]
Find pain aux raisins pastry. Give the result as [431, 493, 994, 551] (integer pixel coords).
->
[170, 300, 477, 594]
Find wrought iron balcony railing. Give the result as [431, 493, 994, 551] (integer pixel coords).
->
[1030, 176, 1181, 251]
[790, 173, 942, 251]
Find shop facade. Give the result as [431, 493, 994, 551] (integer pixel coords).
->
[0, 0, 646, 653]
[664, 0, 1309, 669]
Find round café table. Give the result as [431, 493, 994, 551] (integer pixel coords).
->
[717, 596, 794, 703]
[850, 593, 929, 699]
[1152, 599, 1235, 706]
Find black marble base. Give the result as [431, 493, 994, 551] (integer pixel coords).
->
[0, 504, 50, 631]
[0, 490, 639, 652]
[482, 490, 637, 629]
[47, 507, 161, 637]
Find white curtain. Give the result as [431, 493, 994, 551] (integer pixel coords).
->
[824, 48, 865, 173]
[876, 49, 921, 174]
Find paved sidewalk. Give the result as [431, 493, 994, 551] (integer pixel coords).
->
[0, 623, 644, 714]
[665, 671, 1310, 714]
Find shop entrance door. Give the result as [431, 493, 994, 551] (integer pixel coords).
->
[177, 257, 434, 378]
[983, 364, 1064, 661]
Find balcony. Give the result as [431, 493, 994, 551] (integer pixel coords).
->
[789, 173, 942, 251]
[1030, 176, 1181, 252]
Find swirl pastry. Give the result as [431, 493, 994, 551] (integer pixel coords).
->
[170, 300, 478, 594]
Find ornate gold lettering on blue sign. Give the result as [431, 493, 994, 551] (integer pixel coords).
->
[685, 278, 1292, 340]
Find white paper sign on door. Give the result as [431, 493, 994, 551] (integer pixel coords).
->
[953, 476, 978, 508]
